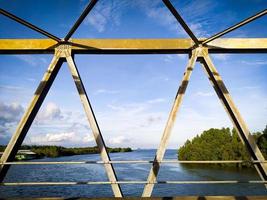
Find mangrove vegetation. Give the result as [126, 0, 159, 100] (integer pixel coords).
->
[0, 145, 132, 159]
[178, 125, 267, 168]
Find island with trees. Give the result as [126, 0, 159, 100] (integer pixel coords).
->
[178, 125, 267, 168]
[0, 145, 132, 160]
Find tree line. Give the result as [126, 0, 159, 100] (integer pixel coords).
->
[178, 125, 267, 168]
[0, 145, 132, 158]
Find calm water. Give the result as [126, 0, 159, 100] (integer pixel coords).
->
[1, 149, 267, 198]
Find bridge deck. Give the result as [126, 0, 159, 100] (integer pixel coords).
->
[1, 197, 267, 200]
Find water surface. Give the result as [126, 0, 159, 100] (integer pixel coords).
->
[1, 149, 266, 197]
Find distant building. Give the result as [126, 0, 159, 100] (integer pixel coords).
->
[0, 150, 36, 160]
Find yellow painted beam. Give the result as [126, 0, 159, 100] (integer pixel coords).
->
[208, 38, 267, 52]
[0, 39, 57, 53]
[0, 38, 266, 54]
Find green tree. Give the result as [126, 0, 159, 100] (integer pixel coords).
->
[257, 125, 267, 158]
[178, 127, 251, 168]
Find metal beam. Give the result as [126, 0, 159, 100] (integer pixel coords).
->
[203, 9, 267, 44]
[6, 160, 265, 165]
[0, 38, 267, 54]
[0, 196, 265, 200]
[142, 49, 199, 197]
[0, 52, 64, 182]
[65, 49, 123, 197]
[0, 8, 61, 42]
[199, 48, 267, 184]
[64, 0, 98, 41]
[162, 0, 199, 45]
[1, 180, 267, 186]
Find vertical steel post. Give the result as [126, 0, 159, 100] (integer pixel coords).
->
[65, 50, 123, 197]
[142, 49, 199, 197]
[199, 48, 267, 182]
[0, 52, 64, 182]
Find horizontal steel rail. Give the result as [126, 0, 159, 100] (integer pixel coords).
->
[1, 160, 266, 165]
[1, 180, 267, 186]
[0, 38, 267, 54]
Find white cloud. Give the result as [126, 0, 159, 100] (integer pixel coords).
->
[85, 1, 121, 32]
[26, 78, 36, 82]
[35, 102, 63, 123]
[40, 132, 75, 142]
[163, 55, 174, 63]
[241, 60, 267, 66]
[94, 89, 120, 95]
[147, 98, 166, 104]
[0, 102, 24, 144]
[163, 54, 187, 63]
[195, 91, 214, 97]
[99, 101, 167, 148]
[1, 92, 266, 148]
[233, 86, 260, 91]
[28, 132, 95, 145]
[146, 5, 181, 33]
[212, 54, 229, 61]
[179, 0, 218, 37]
[13, 55, 49, 67]
[0, 102, 24, 124]
[86, 11, 107, 32]
[0, 85, 25, 91]
[189, 22, 206, 37]
[83, 134, 95, 143]
[108, 136, 128, 145]
[82, 0, 217, 37]
[136, 0, 216, 37]
[176, 54, 187, 59]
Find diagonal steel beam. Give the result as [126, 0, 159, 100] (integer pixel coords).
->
[64, 0, 98, 41]
[142, 49, 200, 197]
[199, 48, 267, 183]
[202, 9, 267, 45]
[162, 0, 199, 45]
[0, 52, 64, 182]
[65, 50, 123, 197]
[0, 8, 61, 42]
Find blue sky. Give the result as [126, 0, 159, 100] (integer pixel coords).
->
[0, 0, 266, 148]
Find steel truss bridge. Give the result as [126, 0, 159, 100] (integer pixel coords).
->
[0, 0, 267, 199]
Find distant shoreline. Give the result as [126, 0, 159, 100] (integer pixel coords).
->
[0, 145, 132, 160]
